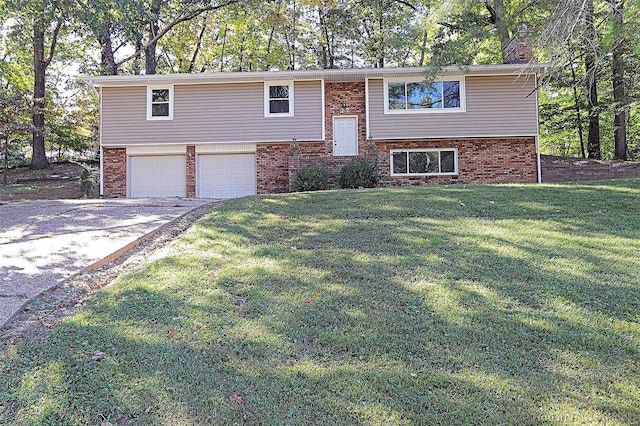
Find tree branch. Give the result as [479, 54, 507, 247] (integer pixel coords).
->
[393, 0, 417, 10]
[115, 0, 241, 68]
[44, 18, 64, 68]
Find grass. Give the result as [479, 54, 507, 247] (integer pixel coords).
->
[1, 179, 639, 425]
[0, 184, 37, 195]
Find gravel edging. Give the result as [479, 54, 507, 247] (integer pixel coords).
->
[0, 200, 220, 344]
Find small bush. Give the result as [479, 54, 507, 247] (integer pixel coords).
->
[339, 161, 379, 189]
[80, 168, 93, 198]
[293, 166, 328, 192]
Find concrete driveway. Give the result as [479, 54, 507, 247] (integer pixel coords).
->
[0, 198, 211, 327]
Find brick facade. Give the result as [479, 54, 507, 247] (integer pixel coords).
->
[255, 81, 538, 194]
[106, 81, 538, 197]
[186, 145, 196, 197]
[256, 143, 290, 194]
[102, 147, 127, 197]
[375, 138, 538, 186]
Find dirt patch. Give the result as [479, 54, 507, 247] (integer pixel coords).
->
[0, 162, 99, 203]
[1, 201, 219, 345]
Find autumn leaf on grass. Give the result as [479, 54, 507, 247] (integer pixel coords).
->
[92, 351, 106, 361]
[230, 393, 244, 404]
[313, 292, 321, 298]
[305, 297, 314, 305]
[167, 330, 174, 338]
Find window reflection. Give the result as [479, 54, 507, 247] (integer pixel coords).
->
[387, 80, 461, 111]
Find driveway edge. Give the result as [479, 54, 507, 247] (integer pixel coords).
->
[1, 200, 219, 330]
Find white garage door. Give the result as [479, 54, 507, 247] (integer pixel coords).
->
[197, 154, 256, 199]
[129, 155, 186, 198]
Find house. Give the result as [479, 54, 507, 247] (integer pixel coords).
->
[87, 62, 548, 199]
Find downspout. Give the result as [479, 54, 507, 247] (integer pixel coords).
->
[99, 85, 104, 195]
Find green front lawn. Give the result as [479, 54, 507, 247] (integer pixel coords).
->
[0, 184, 37, 195]
[1, 180, 639, 425]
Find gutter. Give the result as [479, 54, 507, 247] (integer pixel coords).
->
[82, 64, 554, 88]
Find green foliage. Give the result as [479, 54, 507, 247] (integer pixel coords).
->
[292, 165, 328, 192]
[0, 141, 28, 168]
[79, 167, 93, 197]
[339, 160, 379, 189]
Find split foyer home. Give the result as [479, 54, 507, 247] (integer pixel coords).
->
[88, 60, 549, 199]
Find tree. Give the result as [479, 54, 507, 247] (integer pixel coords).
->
[584, 0, 601, 159]
[0, 85, 32, 184]
[610, 0, 626, 160]
[5, 0, 70, 169]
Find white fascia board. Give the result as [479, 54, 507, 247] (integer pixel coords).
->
[82, 64, 553, 88]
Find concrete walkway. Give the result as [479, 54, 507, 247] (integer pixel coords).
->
[0, 198, 211, 327]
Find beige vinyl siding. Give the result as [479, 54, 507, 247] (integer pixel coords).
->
[101, 81, 323, 146]
[368, 75, 538, 139]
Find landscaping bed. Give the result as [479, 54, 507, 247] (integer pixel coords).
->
[0, 162, 98, 202]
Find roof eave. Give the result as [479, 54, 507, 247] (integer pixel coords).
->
[82, 63, 553, 88]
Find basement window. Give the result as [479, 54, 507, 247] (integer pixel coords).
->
[391, 149, 458, 175]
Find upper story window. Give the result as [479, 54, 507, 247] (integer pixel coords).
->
[147, 86, 173, 120]
[384, 78, 464, 114]
[264, 81, 294, 117]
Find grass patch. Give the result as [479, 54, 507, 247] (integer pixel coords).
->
[0, 184, 37, 195]
[1, 180, 639, 425]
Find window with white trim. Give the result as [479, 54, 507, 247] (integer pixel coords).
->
[390, 149, 458, 175]
[385, 78, 464, 113]
[264, 81, 294, 117]
[147, 86, 173, 120]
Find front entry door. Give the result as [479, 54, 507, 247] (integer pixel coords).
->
[333, 116, 358, 156]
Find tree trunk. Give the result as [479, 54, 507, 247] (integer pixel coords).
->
[145, 33, 158, 74]
[377, 0, 384, 68]
[611, 0, 626, 160]
[31, 25, 49, 170]
[187, 23, 207, 73]
[585, 0, 600, 159]
[99, 33, 118, 75]
[568, 52, 586, 158]
[485, 0, 510, 62]
[3, 136, 8, 185]
[145, 0, 161, 75]
[419, 30, 428, 66]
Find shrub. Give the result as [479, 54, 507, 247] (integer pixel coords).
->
[293, 166, 328, 192]
[339, 161, 379, 189]
[80, 167, 94, 198]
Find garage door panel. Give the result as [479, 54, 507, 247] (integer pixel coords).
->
[197, 154, 256, 199]
[129, 155, 186, 198]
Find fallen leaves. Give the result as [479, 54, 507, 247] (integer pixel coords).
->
[91, 350, 105, 361]
[230, 393, 244, 404]
[305, 292, 321, 305]
[167, 330, 174, 338]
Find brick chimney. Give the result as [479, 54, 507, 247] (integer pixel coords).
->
[504, 22, 533, 64]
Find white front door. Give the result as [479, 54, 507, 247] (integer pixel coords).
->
[333, 116, 358, 156]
